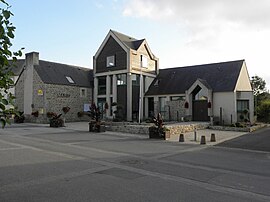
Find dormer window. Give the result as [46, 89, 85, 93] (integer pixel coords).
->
[107, 55, 115, 67]
[66, 76, 75, 83]
[141, 55, 148, 68]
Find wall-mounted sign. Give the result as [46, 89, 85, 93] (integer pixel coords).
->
[57, 93, 71, 98]
[38, 89, 43, 95]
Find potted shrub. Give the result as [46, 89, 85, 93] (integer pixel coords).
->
[31, 110, 39, 117]
[149, 113, 169, 140]
[47, 112, 64, 127]
[89, 103, 106, 132]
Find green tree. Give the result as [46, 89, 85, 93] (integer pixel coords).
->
[0, 0, 23, 128]
[251, 75, 266, 96]
[257, 99, 270, 123]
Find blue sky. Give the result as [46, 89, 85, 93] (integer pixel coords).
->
[7, 0, 270, 89]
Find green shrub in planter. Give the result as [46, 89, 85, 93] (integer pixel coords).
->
[48, 113, 64, 127]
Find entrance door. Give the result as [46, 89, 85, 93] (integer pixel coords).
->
[97, 98, 106, 119]
[192, 100, 209, 121]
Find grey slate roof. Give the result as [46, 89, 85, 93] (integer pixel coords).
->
[145, 60, 245, 96]
[34, 60, 93, 88]
[7, 59, 25, 75]
[111, 30, 144, 50]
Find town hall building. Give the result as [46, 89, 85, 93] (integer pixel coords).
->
[14, 30, 254, 125]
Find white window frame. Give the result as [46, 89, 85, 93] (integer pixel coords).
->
[106, 55, 115, 67]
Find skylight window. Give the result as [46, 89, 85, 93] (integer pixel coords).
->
[66, 76, 75, 83]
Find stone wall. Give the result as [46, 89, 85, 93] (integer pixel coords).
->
[15, 68, 93, 123]
[105, 122, 210, 136]
[131, 44, 157, 73]
[166, 100, 185, 121]
[166, 123, 209, 136]
[14, 70, 24, 112]
[153, 100, 186, 121]
[44, 83, 92, 122]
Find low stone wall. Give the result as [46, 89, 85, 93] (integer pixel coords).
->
[106, 122, 210, 136]
[166, 123, 210, 137]
[106, 123, 149, 135]
[209, 124, 267, 132]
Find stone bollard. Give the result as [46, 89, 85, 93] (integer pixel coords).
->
[210, 133, 216, 142]
[200, 135, 206, 145]
[179, 134, 184, 142]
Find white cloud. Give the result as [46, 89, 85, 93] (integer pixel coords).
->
[122, 0, 270, 89]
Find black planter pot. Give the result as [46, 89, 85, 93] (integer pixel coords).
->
[149, 127, 165, 139]
[50, 119, 64, 127]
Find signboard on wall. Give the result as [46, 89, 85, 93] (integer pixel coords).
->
[38, 89, 43, 95]
[84, 104, 91, 112]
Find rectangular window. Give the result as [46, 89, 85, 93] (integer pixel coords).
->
[237, 100, 249, 112]
[141, 55, 148, 68]
[110, 75, 113, 94]
[107, 55, 115, 67]
[131, 74, 140, 86]
[80, 88, 87, 97]
[159, 97, 166, 112]
[117, 74, 127, 86]
[98, 76, 106, 95]
[170, 96, 185, 101]
[110, 97, 113, 116]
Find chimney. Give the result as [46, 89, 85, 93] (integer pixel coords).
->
[25, 52, 39, 66]
[23, 52, 39, 115]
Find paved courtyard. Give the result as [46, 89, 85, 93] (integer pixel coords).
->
[0, 122, 270, 202]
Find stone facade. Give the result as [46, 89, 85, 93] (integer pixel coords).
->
[44, 83, 91, 122]
[153, 100, 186, 121]
[14, 52, 93, 123]
[130, 43, 157, 74]
[14, 72, 24, 112]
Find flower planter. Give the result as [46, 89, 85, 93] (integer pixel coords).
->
[49, 119, 64, 127]
[89, 121, 106, 132]
[149, 126, 165, 139]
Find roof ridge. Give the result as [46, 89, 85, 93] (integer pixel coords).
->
[39, 60, 92, 71]
[110, 29, 138, 41]
[160, 59, 245, 71]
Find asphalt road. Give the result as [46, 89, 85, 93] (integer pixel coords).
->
[217, 127, 270, 152]
[0, 124, 270, 202]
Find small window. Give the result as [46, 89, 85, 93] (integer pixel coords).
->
[66, 76, 75, 83]
[107, 55, 115, 67]
[170, 96, 185, 101]
[98, 76, 106, 95]
[80, 88, 87, 97]
[117, 74, 127, 86]
[159, 97, 166, 112]
[131, 74, 140, 86]
[237, 100, 249, 112]
[141, 55, 148, 68]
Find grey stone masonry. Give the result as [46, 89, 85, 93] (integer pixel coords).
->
[153, 100, 186, 121]
[15, 67, 92, 123]
[105, 121, 210, 136]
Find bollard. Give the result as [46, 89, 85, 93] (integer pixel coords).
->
[210, 133, 216, 142]
[194, 129, 197, 141]
[179, 133, 184, 142]
[200, 135, 206, 145]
